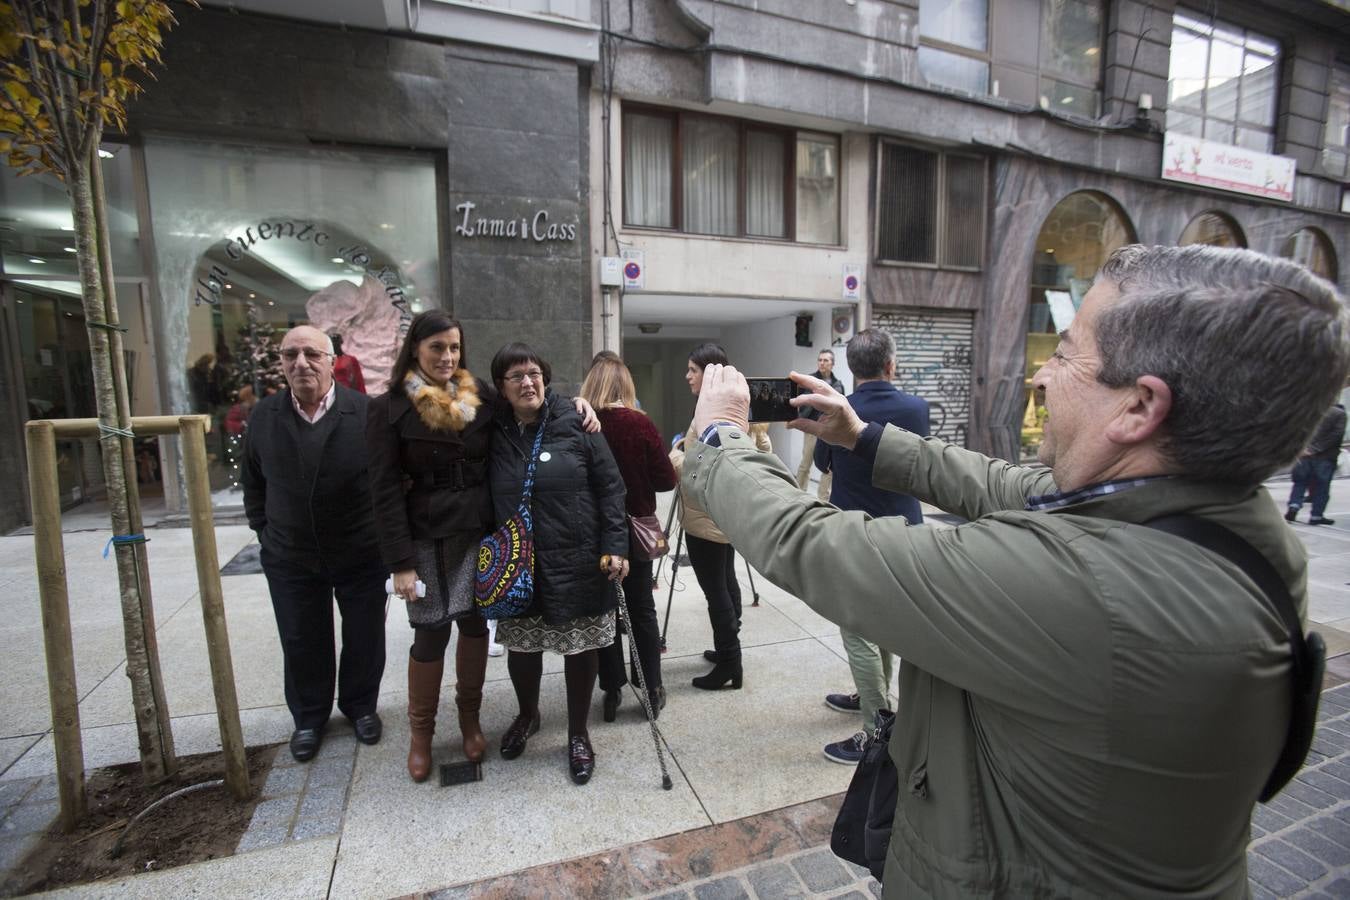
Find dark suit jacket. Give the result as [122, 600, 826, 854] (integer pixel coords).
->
[241, 385, 381, 572]
[815, 380, 929, 524]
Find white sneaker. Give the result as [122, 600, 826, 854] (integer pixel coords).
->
[488, 641, 505, 658]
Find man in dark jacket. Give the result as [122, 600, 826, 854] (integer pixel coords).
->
[241, 325, 386, 762]
[796, 348, 846, 500]
[1286, 402, 1346, 525]
[814, 329, 929, 764]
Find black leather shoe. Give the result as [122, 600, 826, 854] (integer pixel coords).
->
[500, 710, 540, 760]
[289, 728, 322, 762]
[1285, 507, 1299, 522]
[602, 689, 622, 723]
[1310, 516, 1336, 526]
[568, 734, 595, 785]
[352, 713, 382, 745]
[692, 660, 742, 691]
[703, 649, 716, 663]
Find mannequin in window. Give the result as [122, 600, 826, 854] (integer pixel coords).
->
[331, 333, 367, 394]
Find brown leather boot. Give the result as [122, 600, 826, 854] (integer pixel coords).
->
[456, 633, 490, 763]
[407, 654, 443, 782]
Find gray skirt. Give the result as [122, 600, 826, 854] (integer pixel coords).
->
[407, 533, 478, 629]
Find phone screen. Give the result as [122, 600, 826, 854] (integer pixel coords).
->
[746, 377, 800, 422]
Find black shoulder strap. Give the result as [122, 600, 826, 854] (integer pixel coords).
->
[1144, 514, 1324, 802]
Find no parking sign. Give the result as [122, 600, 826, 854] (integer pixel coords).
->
[622, 249, 645, 290]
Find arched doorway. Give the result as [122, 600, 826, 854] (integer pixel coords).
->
[1179, 210, 1246, 247]
[185, 222, 421, 496]
[1280, 227, 1338, 281]
[1022, 191, 1136, 460]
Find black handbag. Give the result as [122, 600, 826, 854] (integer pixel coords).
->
[830, 709, 897, 882]
[1144, 514, 1325, 802]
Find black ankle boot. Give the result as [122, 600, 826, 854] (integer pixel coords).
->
[692, 660, 742, 691]
[648, 685, 667, 719]
[602, 688, 622, 722]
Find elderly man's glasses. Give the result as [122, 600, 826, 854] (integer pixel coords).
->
[504, 369, 544, 385]
[281, 348, 330, 362]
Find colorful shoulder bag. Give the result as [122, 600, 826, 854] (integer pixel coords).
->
[475, 410, 548, 618]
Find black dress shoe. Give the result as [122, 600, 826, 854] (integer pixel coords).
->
[352, 713, 382, 745]
[602, 689, 622, 723]
[1285, 507, 1299, 522]
[692, 660, 743, 691]
[500, 710, 540, 760]
[568, 734, 595, 785]
[1310, 516, 1336, 526]
[703, 649, 717, 663]
[289, 728, 322, 762]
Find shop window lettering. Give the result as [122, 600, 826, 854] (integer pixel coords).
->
[454, 201, 578, 242]
[224, 219, 330, 260]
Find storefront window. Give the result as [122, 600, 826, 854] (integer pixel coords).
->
[141, 136, 441, 501]
[1178, 210, 1246, 247]
[1022, 191, 1135, 460]
[1281, 227, 1338, 281]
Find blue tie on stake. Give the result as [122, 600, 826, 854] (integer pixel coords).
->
[102, 533, 149, 559]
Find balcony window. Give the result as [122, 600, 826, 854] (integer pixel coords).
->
[622, 107, 840, 244]
[1166, 10, 1280, 152]
[876, 141, 986, 270]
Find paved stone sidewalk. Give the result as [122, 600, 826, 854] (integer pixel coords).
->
[235, 734, 356, 852]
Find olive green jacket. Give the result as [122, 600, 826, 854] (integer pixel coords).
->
[684, 424, 1306, 898]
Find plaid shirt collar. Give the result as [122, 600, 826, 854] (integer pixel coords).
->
[1025, 475, 1173, 512]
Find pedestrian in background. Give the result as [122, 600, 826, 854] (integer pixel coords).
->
[1287, 401, 1346, 525]
[331, 333, 367, 393]
[671, 342, 771, 692]
[581, 354, 678, 721]
[795, 348, 844, 500]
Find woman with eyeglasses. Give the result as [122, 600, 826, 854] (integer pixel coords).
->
[670, 342, 772, 692]
[366, 314, 599, 783]
[487, 342, 629, 785]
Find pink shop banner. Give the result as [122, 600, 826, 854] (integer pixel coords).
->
[1162, 132, 1295, 203]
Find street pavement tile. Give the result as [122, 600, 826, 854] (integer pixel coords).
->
[0, 778, 35, 808]
[1253, 803, 1296, 834]
[1309, 814, 1350, 849]
[691, 876, 749, 900]
[1280, 779, 1340, 810]
[0, 800, 56, 836]
[1267, 792, 1320, 822]
[789, 849, 853, 892]
[245, 796, 297, 831]
[831, 892, 871, 900]
[0, 834, 37, 872]
[1284, 827, 1350, 867]
[288, 807, 342, 841]
[235, 823, 288, 853]
[260, 763, 306, 798]
[1296, 767, 1350, 796]
[1248, 885, 1279, 900]
[744, 861, 807, 900]
[1247, 852, 1310, 895]
[1253, 838, 1328, 881]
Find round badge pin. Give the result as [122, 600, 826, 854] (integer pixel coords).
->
[539, 452, 552, 462]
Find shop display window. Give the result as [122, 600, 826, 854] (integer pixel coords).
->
[1280, 227, 1338, 282]
[141, 136, 441, 502]
[1022, 191, 1135, 460]
[1178, 210, 1246, 247]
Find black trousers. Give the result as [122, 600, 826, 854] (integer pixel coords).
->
[598, 558, 662, 692]
[685, 534, 741, 663]
[260, 545, 387, 730]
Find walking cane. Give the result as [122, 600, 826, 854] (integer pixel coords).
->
[605, 569, 673, 791]
[743, 555, 762, 606]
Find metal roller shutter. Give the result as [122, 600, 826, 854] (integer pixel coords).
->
[873, 307, 974, 448]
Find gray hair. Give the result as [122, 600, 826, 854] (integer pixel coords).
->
[1094, 244, 1350, 485]
[846, 329, 895, 379]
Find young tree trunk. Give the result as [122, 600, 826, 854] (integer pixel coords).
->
[68, 152, 177, 781]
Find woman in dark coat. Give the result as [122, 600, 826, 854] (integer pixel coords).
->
[366, 311, 494, 782]
[488, 342, 629, 785]
[581, 355, 678, 721]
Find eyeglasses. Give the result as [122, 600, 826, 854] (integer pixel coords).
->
[504, 369, 544, 385]
[281, 348, 330, 362]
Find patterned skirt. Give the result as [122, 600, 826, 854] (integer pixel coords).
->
[497, 611, 617, 656]
[407, 533, 477, 629]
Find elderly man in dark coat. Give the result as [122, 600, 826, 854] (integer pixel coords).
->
[241, 324, 386, 762]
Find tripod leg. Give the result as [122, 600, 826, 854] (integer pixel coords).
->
[744, 554, 761, 606]
[661, 524, 683, 651]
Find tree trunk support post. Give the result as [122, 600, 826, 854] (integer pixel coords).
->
[25, 421, 87, 832]
[177, 415, 250, 801]
[24, 415, 251, 825]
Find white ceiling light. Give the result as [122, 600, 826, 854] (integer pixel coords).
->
[28, 257, 44, 264]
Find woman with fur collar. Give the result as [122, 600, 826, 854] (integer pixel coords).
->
[367, 311, 598, 782]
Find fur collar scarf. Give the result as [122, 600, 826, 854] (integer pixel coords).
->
[404, 369, 481, 432]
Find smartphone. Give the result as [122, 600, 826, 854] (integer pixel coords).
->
[746, 377, 801, 422]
